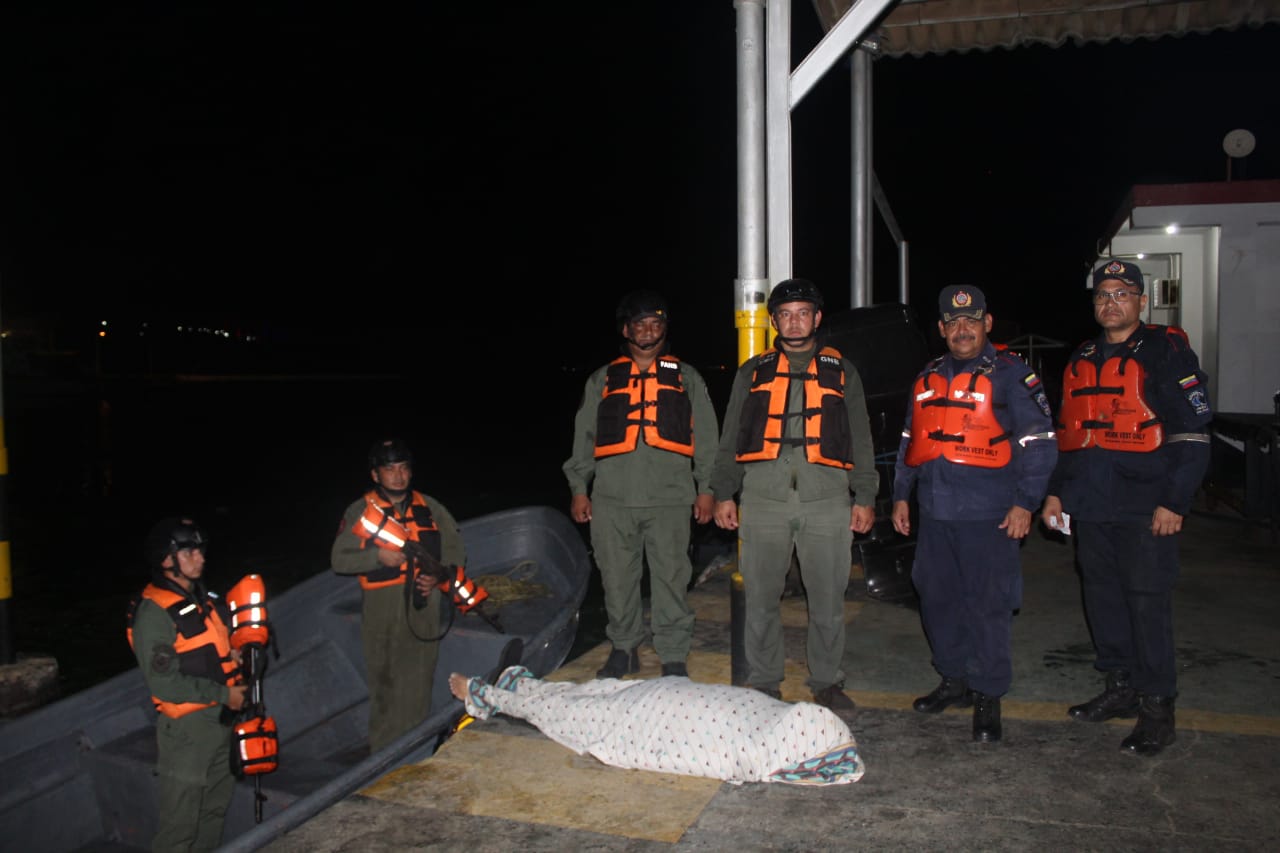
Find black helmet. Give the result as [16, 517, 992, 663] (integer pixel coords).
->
[615, 290, 670, 326]
[368, 438, 413, 470]
[767, 278, 824, 314]
[144, 517, 207, 570]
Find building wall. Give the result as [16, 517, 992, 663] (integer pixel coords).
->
[1128, 201, 1280, 415]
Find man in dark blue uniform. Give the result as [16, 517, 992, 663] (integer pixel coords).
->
[1042, 259, 1212, 756]
[892, 285, 1057, 742]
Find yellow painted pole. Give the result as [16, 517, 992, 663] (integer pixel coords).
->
[730, 301, 773, 686]
[734, 304, 771, 366]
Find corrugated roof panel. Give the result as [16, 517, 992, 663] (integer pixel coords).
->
[814, 0, 1280, 57]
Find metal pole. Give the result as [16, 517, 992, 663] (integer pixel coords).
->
[765, 0, 793, 292]
[736, 0, 770, 366]
[850, 44, 872, 308]
[898, 239, 910, 304]
[730, 570, 749, 686]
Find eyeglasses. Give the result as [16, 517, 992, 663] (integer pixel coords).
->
[1092, 288, 1140, 305]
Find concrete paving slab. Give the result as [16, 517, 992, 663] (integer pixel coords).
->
[260, 503, 1280, 852]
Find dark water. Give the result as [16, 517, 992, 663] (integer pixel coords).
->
[5, 366, 738, 698]
[3, 370, 603, 695]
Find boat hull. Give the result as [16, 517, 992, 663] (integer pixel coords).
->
[0, 505, 591, 852]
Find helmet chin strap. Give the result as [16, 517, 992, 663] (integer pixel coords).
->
[776, 332, 816, 348]
[624, 331, 667, 352]
[163, 556, 200, 590]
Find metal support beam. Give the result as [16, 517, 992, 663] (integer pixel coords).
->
[735, 0, 770, 364]
[790, 0, 898, 109]
[850, 45, 872, 308]
[736, 0, 903, 361]
[872, 170, 910, 304]
[765, 0, 793, 291]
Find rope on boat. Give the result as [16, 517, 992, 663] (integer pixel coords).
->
[472, 560, 549, 608]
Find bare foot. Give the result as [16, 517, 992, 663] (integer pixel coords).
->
[449, 673, 469, 701]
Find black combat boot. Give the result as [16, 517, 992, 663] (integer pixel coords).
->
[660, 661, 689, 678]
[1120, 695, 1176, 756]
[1067, 670, 1140, 722]
[972, 692, 1002, 742]
[912, 676, 973, 714]
[596, 647, 640, 679]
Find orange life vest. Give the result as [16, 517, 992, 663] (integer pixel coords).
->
[126, 584, 239, 719]
[735, 347, 853, 470]
[593, 355, 695, 458]
[1057, 353, 1162, 452]
[904, 369, 1013, 468]
[351, 490, 442, 590]
[226, 573, 270, 650]
[232, 715, 279, 776]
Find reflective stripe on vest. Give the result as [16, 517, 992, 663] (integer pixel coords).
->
[735, 347, 853, 470]
[127, 584, 238, 719]
[1057, 355, 1162, 452]
[351, 491, 442, 590]
[904, 370, 1013, 468]
[593, 356, 695, 458]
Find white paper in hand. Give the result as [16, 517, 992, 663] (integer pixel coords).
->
[1048, 512, 1072, 536]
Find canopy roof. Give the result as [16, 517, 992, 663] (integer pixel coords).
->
[813, 0, 1280, 57]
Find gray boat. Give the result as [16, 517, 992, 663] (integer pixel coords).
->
[0, 505, 592, 852]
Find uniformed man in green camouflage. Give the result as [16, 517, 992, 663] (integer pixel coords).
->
[128, 518, 248, 852]
[331, 439, 466, 752]
[564, 291, 720, 679]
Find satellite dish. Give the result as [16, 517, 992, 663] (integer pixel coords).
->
[1223, 128, 1256, 158]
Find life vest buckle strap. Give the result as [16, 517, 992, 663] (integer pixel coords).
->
[1072, 385, 1124, 397]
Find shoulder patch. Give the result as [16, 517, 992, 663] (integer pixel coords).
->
[150, 642, 178, 674]
[1184, 381, 1211, 416]
[1016, 371, 1051, 416]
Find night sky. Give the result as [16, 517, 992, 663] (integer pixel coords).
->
[4, 6, 1279, 368]
[4, 4, 1279, 691]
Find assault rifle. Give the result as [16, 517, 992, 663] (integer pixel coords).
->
[402, 541, 504, 633]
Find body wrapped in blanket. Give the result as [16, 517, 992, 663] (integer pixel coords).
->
[449, 667, 865, 786]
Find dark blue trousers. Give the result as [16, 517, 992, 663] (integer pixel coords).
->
[1076, 520, 1180, 696]
[912, 517, 1023, 697]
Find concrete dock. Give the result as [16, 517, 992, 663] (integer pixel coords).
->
[257, 501, 1280, 852]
